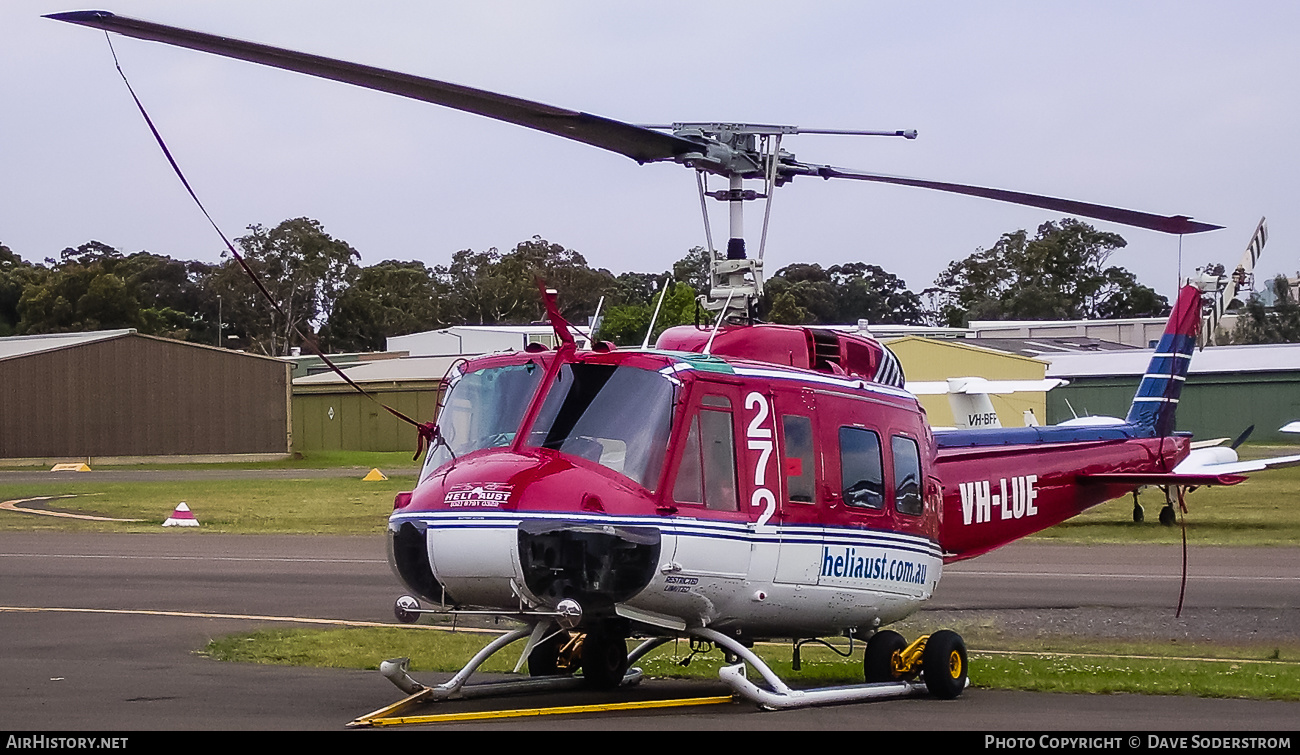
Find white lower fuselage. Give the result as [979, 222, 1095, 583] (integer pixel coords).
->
[392, 509, 942, 638]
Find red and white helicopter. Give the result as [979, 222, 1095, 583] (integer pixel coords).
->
[51, 10, 1290, 710]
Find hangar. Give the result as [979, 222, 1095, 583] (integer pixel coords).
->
[1044, 343, 1300, 443]
[292, 355, 460, 453]
[0, 329, 291, 461]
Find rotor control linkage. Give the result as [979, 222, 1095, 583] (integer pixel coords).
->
[704, 189, 767, 202]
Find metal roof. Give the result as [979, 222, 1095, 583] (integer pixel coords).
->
[293, 354, 468, 385]
[964, 337, 1139, 358]
[0, 329, 134, 361]
[1045, 342, 1300, 378]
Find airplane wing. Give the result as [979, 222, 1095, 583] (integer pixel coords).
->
[1087, 425, 1300, 484]
[1173, 451, 1300, 476]
[905, 378, 1068, 395]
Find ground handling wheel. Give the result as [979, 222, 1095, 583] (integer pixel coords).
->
[578, 629, 628, 689]
[864, 629, 909, 683]
[922, 629, 968, 699]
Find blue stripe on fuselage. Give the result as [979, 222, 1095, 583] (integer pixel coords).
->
[934, 423, 1154, 450]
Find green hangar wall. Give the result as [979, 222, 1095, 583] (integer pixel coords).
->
[1045, 344, 1300, 443]
[290, 355, 460, 453]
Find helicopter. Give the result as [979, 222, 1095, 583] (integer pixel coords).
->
[49, 10, 1278, 710]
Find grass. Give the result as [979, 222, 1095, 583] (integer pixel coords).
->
[1028, 464, 1300, 546]
[0, 450, 424, 471]
[5, 452, 1298, 543]
[200, 625, 1300, 701]
[0, 477, 411, 534]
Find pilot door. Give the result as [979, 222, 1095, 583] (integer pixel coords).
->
[663, 384, 751, 580]
[766, 388, 826, 585]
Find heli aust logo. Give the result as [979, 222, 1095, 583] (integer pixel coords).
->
[444, 483, 513, 508]
[819, 546, 929, 586]
[958, 475, 1038, 525]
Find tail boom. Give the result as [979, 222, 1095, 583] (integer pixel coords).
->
[938, 434, 1190, 561]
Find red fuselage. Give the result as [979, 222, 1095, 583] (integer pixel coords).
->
[388, 323, 1186, 637]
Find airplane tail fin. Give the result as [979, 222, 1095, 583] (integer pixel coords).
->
[1124, 284, 1203, 436]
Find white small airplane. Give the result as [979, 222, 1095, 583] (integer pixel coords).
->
[905, 377, 1069, 430]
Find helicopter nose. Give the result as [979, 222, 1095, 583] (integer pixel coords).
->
[387, 521, 447, 604]
[515, 520, 662, 609]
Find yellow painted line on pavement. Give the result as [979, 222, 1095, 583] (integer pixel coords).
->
[0, 605, 496, 632]
[363, 694, 737, 726]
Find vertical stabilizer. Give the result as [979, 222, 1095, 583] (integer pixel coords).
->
[1125, 285, 1203, 436]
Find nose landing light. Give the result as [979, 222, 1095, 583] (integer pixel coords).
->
[556, 598, 583, 629]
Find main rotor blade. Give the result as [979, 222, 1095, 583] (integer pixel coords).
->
[47, 10, 703, 164]
[803, 164, 1222, 235]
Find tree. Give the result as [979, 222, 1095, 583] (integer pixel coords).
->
[323, 260, 446, 352]
[673, 246, 710, 295]
[933, 218, 1168, 326]
[437, 237, 616, 326]
[234, 218, 361, 355]
[115, 252, 215, 342]
[597, 282, 699, 346]
[0, 243, 43, 337]
[761, 262, 924, 325]
[827, 262, 925, 325]
[1230, 275, 1300, 344]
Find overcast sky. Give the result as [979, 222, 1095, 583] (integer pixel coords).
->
[3, 1, 1297, 303]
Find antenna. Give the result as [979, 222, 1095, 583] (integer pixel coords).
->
[641, 277, 671, 350]
[702, 289, 736, 356]
[588, 295, 605, 342]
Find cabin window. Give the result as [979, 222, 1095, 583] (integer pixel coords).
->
[892, 435, 924, 516]
[839, 426, 883, 510]
[781, 415, 815, 503]
[526, 363, 675, 490]
[672, 407, 738, 512]
[423, 362, 544, 476]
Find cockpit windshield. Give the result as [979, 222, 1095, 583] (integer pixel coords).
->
[421, 361, 544, 478]
[526, 363, 675, 491]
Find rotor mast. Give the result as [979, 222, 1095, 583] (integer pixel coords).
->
[666, 123, 919, 321]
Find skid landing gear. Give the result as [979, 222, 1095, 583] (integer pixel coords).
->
[697, 626, 968, 709]
[349, 622, 668, 727]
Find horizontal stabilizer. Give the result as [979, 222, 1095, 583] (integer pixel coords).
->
[1078, 472, 1246, 487]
